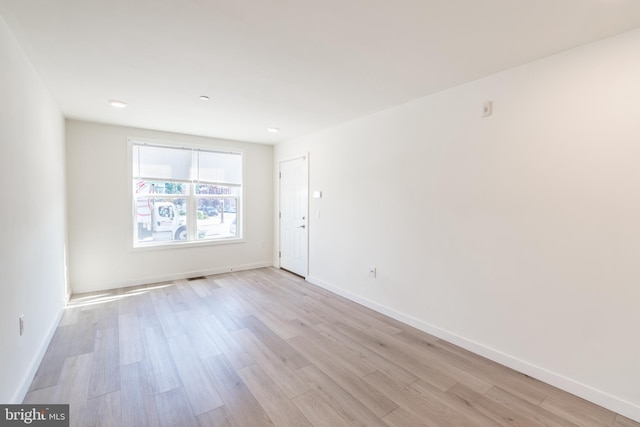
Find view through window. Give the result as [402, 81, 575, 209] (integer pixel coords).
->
[132, 142, 242, 246]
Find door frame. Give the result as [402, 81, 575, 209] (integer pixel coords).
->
[277, 153, 309, 277]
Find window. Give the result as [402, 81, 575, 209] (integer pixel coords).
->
[132, 141, 242, 247]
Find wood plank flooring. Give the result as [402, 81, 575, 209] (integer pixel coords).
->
[24, 268, 639, 427]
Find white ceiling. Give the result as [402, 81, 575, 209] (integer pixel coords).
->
[1, 1, 640, 144]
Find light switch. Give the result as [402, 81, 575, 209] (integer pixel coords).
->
[482, 101, 493, 117]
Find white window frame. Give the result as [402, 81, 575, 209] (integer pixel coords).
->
[128, 138, 244, 249]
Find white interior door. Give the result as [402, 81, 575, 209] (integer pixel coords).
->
[279, 156, 308, 277]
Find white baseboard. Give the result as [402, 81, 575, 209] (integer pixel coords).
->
[306, 275, 640, 423]
[72, 262, 273, 294]
[12, 306, 65, 404]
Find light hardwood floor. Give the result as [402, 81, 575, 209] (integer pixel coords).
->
[25, 268, 638, 427]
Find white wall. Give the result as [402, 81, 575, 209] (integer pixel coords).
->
[275, 28, 640, 421]
[0, 17, 67, 402]
[66, 120, 273, 293]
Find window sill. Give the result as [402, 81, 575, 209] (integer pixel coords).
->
[131, 236, 245, 252]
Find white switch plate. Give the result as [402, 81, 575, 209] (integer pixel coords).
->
[368, 267, 376, 278]
[312, 190, 322, 199]
[482, 101, 493, 117]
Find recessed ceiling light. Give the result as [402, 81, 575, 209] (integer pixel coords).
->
[199, 95, 210, 101]
[108, 99, 127, 108]
[267, 127, 280, 133]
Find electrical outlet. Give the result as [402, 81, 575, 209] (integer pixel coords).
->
[19, 315, 24, 336]
[368, 267, 376, 278]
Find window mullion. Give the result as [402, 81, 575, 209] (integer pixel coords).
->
[187, 183, 195, 241]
